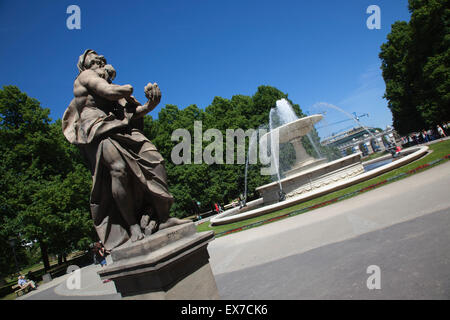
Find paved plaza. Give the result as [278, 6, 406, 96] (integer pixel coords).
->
[21, 160, 450, 300]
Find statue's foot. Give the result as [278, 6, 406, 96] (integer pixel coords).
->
[140, 214, 150, 229]
[130, 224, 145, 242]
[158, 217, 190, 231]
[144, 220, 158, 235]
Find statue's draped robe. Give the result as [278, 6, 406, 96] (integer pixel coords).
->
[62, 101, 174, 250]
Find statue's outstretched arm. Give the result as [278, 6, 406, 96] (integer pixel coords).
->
[81, 70, 133, 101]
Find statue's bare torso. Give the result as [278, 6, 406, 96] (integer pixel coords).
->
[72, 69, 132, 116]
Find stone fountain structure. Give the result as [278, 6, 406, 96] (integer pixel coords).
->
[259, 114, 327, 177]
[256, 100, 365, 204]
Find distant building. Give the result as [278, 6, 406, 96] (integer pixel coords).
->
[321, 126, 397, 157]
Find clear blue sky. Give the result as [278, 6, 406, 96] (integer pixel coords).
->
[0, 0, 411, 137]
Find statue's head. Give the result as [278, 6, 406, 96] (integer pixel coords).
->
[77, 49, 106, 73]
[94, 64, 116, 84]
[104, 64, 116, 83]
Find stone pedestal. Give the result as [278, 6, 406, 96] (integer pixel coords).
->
[98, 222, 219, 300]
[290, 137, 315, 165]
[42, 273, 52, 283]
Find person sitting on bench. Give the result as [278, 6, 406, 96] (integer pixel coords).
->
[18, 275, 36, 291]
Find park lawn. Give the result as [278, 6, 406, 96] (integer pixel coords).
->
[362, 150, 388, 161]
[4, 263, 46, 283]
[5, 250, 85, 280]
[197, 139, 450, 236]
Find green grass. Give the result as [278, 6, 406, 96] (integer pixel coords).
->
[197, 140, 450, 236]
[4, 263, 45, 283]
[362, 150, 388, 161]
[3, 253, 75, 283]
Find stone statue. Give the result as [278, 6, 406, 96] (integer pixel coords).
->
[62, 49, 188, 250]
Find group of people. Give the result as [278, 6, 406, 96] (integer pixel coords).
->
[400, 124, 448, 146]
[193, 200, 224, 221]
[386, 142, 402, 158]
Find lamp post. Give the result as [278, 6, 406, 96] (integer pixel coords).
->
[8, 238, 20, 275]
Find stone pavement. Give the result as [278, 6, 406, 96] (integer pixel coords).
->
[20, 159, 450, 300]
[209, 161, 450, 299]
[209, 161, 450, 275]
[214, 207, 450, 299]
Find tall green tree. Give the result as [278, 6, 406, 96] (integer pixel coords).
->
[379, 0, 449, 134]
[0, 86, 93, 272]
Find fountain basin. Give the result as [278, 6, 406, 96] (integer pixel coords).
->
[214, 198, 265, 221]
[210, 146, 428, 226]
[284, 157, 328, 177]
[259, 115, 324, 176]
[256, 153, 364, 204]
[259, 114, 323, 145]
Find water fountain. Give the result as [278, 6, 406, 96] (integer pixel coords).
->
[256, 99, 363, 204]
[210, 99, 429, 226]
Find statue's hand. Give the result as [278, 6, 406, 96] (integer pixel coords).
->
[125, 95, 140, 107]
[144, 83, 161, 105]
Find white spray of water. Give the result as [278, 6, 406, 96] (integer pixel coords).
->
[311, 102, 376, 140]
[274, 98, 298, 125]
[244, 129, 258, 204]
[269, 108, 283, 192]
[275, 99, 323, 158]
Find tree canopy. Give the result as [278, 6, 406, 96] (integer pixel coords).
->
[379, 0, 450, 135]
[0, 86, 93, 273]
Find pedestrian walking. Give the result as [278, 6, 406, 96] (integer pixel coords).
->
[94, 242, 107, 267]
[437, 125, 447, 138]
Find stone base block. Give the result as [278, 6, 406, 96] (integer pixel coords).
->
[98, 222, 219, 300]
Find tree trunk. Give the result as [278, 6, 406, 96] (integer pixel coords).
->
[39, 242, 50, 272]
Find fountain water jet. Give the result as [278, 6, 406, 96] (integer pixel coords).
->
[268, 109, 284, 199]
[311, 102, 377, 140]
[243, 129, 258, 206]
